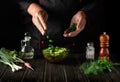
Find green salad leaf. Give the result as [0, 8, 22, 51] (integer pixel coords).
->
[43, 46, 68, 57]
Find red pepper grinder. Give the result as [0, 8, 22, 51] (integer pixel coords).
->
[99, 32, 110, 60]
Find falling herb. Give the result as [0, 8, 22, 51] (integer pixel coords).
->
[46, 35, 53, 47]
[80, 56, 120, 76]
[46, 36, 53, 43]
[43, 35, 69, 62]
[66, 23, 77, 33]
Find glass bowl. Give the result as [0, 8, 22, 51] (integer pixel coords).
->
[42, 46, 69, 62]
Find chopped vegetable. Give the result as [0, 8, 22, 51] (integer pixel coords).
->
[43, 46, 68, 57]
[42, 46, 69, 62]
[66, 23, 77, 33]
[46, 35, 53, 43]
[44, 34, 68, 62]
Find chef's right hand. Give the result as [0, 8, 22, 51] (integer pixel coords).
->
[27, 3, 48, 35]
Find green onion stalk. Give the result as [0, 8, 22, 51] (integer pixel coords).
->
[0, 48, 34, 72]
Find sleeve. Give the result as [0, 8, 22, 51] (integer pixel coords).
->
[81, 0, 97, 14]
[15, 0, 33, 14]
[81, 0, 104, 26]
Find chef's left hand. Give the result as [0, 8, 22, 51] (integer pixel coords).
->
[63, 11, 86, 37]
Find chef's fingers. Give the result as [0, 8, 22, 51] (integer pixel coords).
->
[37, 11, 47, 30]
[64, 18, 86, 37]
[32, 15, 45, 35]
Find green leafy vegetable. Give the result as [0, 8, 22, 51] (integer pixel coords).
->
[0, 48, 22, 72]
[79, 56, 119, 75]
[44, 33, 69, 62]
[66, 23, 77, 33]
[46, 35, 54, 47]
[0, 48, 34, 72]
[42, 45, 69, 62]
[43, 46, 68, 57]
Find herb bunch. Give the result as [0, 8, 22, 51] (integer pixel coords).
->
[80, 57, 116, 75]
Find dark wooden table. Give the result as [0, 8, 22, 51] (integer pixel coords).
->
[0, 53, 120, 82]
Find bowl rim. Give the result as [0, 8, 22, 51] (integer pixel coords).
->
[42, 48, 69, 62]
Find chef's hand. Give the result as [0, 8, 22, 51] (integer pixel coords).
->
[27, 3, 48, 35]
[63, 11, 86, 37]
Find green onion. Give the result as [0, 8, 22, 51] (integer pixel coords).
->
[0, 48, 34, 72]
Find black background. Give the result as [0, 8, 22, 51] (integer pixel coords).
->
[0, 0, 24, 51]
[0, 0, 120, 56]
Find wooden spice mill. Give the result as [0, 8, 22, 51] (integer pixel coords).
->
[99, 32, 110, 60]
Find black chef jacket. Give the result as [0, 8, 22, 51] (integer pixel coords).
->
[15, 0, 98, 56]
